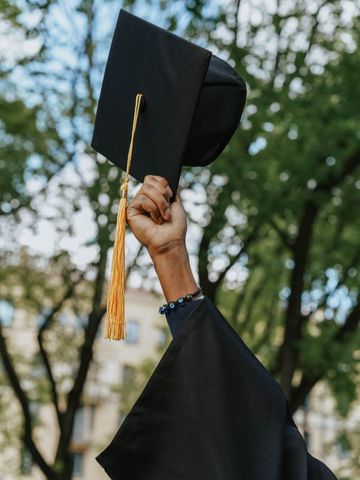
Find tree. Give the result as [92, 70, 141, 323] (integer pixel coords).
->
[0, 1, 143, 478]
[174, 0, 360, 415]
[0, 1, 359, 478]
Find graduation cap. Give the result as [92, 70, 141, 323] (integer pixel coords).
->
[91, 9, 247, 341]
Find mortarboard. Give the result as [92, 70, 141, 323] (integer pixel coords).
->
[91, 8, 247, 340]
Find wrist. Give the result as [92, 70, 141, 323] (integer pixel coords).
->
[150, 241, 198, 303]
[159, 287, 203, 315]
[148, 239, 186, 260]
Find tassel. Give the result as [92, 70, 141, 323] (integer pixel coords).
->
[105, 181, 128, 340]
[105, 93, 144, 340]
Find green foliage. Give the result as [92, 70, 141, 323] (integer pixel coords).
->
[0, 0, 359, 478]
[0, 0, 21, 24]
[187, 1, 360, 418]
[335, 426, 360, 479]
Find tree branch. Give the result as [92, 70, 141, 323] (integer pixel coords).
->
[37, 274, 84, 428]
[217, 224, 260, 286]
[304, 0, 330, 61]
[239, 275, 269, 336]
[271, 0, 284, 88]
[291, 300, 360, 412]
[252, 288, 280, 354]
[233, 0, 242, 47]
[273, 201, 318, 399]
[316, 148, 360, 193]
[55, 245, 107, 466]
[301, 248, 360, 324]
[0, 323, 55, 479]
[269, 218, 294, 249]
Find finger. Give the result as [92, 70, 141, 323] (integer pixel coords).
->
[144, 175, 173, 205]
[175, 188, 183, 205]
[172, 189, 186, 218]
[129, 192, 163, 224]
[141, 183, 171, 220]
[144, 174, 171, 190]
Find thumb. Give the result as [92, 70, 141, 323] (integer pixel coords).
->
[174, 187, 183, 205]
[172, 188, 186, 218]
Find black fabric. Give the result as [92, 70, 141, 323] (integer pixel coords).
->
[184, 55, 246, 168]
[165, 298, 202, 336]
[91, 9, 247, 195]
[96, 296, 337, 480]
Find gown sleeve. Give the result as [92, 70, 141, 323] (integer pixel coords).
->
[96, 296, 337, 480]
[165, 298, 203, 336]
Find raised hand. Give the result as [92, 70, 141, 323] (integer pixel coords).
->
[126, 175, 187, 258]
[126, 175, 198, 302]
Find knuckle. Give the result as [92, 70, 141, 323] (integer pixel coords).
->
[144, 194, 157, 212]
[159, 197, 168, 211]
[138, 193, 146, 203]
[157, 184, 167, 196]
[137, 194, 148, 208]
[146, 183, 159, 197]
[151, 181, 170, 199]
[140, 183, 150, 193]
[147, 175, 169, 189]
[156, 176, 169, 187]
[144, 174, 155, 183]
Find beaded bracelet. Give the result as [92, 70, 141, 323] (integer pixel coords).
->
[159, 287, 203, 315]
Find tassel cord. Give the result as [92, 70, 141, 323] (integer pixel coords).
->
[105, 93, 144, 340]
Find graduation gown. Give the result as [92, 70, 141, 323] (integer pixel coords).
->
[96, 296, 337, 479]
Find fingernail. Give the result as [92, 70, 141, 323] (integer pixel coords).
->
[165, 207, 171, 219]
[158, 217, 164, 224]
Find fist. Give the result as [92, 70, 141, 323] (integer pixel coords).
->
[126, 175, 187, 258]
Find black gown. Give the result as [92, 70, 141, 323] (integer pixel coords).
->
[96, 296, 337, 479]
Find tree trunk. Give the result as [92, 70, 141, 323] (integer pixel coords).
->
[277, 201, 318, 403]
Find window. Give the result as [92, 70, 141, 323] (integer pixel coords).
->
[0, 300, 14, 326]
[72, 405, 95, 443]
[123, 365, 135, 385]
[102, 359, 119, 385]
[125, 320, 140, 344]
[72, 452, 84, 477]
[73, 407, 85, 443]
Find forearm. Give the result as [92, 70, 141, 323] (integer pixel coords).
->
[149, 240, 198, 302]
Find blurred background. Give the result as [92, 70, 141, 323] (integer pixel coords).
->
[0, 0, 359, 479]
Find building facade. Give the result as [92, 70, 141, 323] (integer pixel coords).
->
[0, 290, 358, 479]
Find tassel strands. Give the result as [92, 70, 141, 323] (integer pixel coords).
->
[105, 93, 144, 340]
[105, 181, 128, 340]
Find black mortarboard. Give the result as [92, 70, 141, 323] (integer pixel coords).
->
[91, 9, 247, 341]
[91, 8, 247, 195]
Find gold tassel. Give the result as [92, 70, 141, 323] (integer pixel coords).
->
[105, 93, 144, 340]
